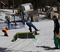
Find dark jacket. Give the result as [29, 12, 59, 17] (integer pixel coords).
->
[53, 16, 57, 20]
[54, 19, 59, 34]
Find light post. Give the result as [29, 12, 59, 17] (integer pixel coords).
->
[13, 0, 14, 13]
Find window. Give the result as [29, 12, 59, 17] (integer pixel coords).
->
[29, 5, 33, 9]
[22, 6, 25, 11]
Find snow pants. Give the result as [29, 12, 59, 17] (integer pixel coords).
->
[54, 34, 60, 48]
[26, 22, 37, 32]
[2, 30, 8, 36]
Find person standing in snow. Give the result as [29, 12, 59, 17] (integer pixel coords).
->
[18, 10, 25, 25]
[26, 14, 39, 32]
[2, 27, 8, 36]
[7, 19, 10, 29]
[15, 10, 25, 25]
[53, 18, 60, 49]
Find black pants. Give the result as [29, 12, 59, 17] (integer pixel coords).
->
[2, 30, 8, 36]
[26, 23, 32, 32]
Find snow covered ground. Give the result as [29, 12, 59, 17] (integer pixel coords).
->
[0, 9, 60, 52]
[0, 19, 60, 52]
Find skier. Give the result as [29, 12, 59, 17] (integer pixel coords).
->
[53, 19, 60, 49]
[26, 14, 39, 32]
[2, 27, 8, 36]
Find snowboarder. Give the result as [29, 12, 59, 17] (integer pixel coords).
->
[2, 27, 8, 36]
[26, 14, 39, 32]
[53, 19, 60, 49]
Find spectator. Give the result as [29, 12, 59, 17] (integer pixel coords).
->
[53, 19, 60, 49]
[7, 19, 10, 29]
[2, 27, 8, 36]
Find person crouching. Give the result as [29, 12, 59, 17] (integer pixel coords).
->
[2, 27, 8, 36]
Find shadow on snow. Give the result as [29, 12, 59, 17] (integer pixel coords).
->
[0, 47, 12, 52]
[36, 46, 55, 50]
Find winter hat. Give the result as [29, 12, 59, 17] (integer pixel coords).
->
[15, 11, 18, 13]
[53, 14, 55, 16]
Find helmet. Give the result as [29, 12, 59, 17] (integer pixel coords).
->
[15, 11, 18, 13]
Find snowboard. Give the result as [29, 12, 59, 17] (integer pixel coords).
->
[34, 31, 40, 35]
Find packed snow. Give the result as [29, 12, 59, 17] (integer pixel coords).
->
[0, 9, 60, 52]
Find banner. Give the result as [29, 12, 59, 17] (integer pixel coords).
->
[0, 22, 25, 29]
[0, 22, 8, 29]
[10, 22, 25, 29]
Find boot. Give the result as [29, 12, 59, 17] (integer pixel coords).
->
[4, 33, 8, 36]
[29, 28, 32, 32]
[53, 47, 59, 49]
[35, 28, 39, 31]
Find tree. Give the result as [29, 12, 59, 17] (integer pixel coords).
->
[8, 0, 58, 9]
[0, 0, 1, 8]
[57, 0, 60, 2]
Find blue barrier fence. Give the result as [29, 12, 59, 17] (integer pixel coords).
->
[0, 23, 8, 29]
[38, 17, 46, 21]
[0, 22, 25, 29]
